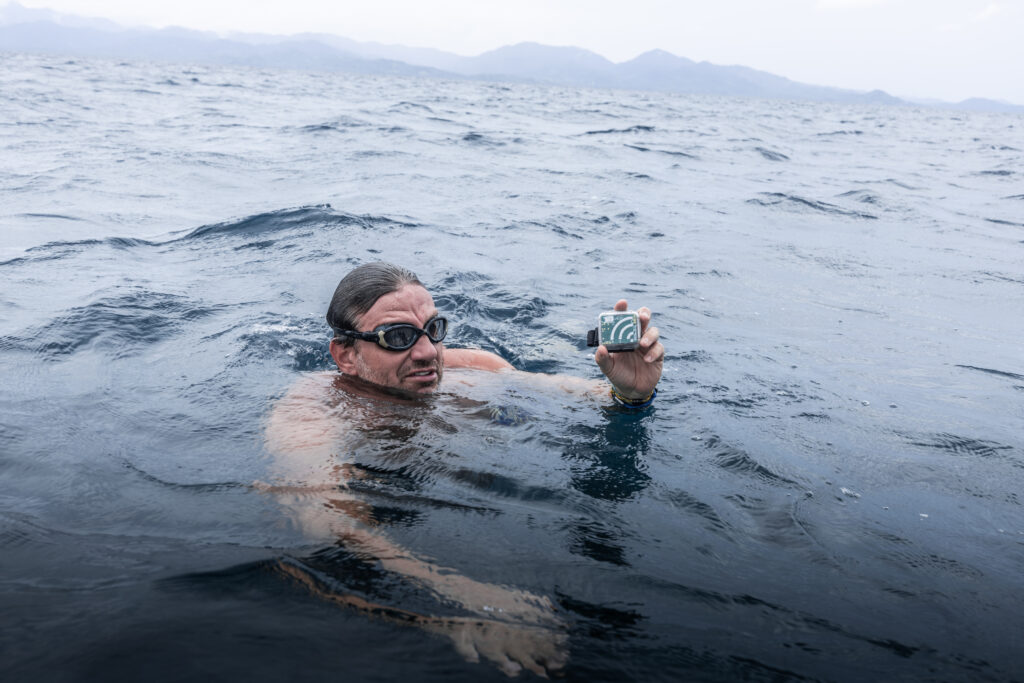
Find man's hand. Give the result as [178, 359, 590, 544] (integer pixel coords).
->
[594, 300, 663, 399]
[425, 618, 569, 678]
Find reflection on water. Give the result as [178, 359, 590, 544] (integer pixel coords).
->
[559, 417, 653, 502]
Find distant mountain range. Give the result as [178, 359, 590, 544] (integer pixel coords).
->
[1, 1, 1021, 113]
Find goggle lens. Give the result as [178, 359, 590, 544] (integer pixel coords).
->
[378, 317, 447, 350]
[427, 316, 447, 338]
[383, 326, 417, 348]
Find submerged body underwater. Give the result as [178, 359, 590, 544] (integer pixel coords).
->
[1, 52, 1023, 681]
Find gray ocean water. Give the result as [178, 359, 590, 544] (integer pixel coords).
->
[1, 50, 1023, 681]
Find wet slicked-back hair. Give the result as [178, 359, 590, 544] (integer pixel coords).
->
[326, 262, 423, 345]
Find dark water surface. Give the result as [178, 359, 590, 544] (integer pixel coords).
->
[2, 52, 1023, 681]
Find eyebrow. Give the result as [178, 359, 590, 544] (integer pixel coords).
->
[376, 311, 439, 326]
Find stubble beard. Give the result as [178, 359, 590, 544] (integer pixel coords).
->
[352, 349, 444, 398]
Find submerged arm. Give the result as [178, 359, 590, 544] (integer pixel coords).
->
[262, 376, 567, 674]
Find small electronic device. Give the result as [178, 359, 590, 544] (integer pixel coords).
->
[586, 310, 640, 352]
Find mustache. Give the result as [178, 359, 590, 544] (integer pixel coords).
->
[406, 360, 441, 372]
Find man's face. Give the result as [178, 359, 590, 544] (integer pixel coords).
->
[333, 284, 445, 396]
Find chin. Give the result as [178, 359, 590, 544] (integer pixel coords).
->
[407, 381, 440, 395]
[381, 378, 441, 400]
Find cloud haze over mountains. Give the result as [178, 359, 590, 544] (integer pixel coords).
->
[0, 1, 1019, 112]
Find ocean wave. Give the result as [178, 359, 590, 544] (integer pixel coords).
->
[295, 116, 371, 132]
[4, 288, 222, 360]
[837, 189, 881, 204]
[1, 206, 414, 265]
[747, 192, 879, 219]
[971, 270, 1024, 285]
[179, 205, 418, 241]
[754, 147, 790, 161]
[882, 178, 920, 190]
[703, 436, 797, 486]
[984, 217, 1024, 227]
[228, 314, 331, 372]
[459, 132, 506, 146]
[0, 237, 157, 267]
[583, 125, 656, 135]
[624, 143, 699, 159]
[909, 432, 1016, 464]
[433, 273, 551, 328]
[389, 101, 434, 113]
[955, 365, 1024, 382]
[16, 212, 85, 221]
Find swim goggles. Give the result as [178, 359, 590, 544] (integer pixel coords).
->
[335, 316, 448, 351]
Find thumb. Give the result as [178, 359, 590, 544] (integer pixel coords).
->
[594, 346, 613, 376]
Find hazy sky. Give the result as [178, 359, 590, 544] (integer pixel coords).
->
[14, 0, 1024, 103]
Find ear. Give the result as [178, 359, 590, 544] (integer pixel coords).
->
[329, 339, 358, 375]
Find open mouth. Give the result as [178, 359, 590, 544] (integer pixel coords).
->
[406, 368, 437, 381]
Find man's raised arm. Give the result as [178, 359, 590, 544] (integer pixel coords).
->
[446, 298, 664, 406]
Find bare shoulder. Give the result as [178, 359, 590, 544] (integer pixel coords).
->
[277, 370, 337, 402]
[264, 371, 341, 466]
[444, 347, 514, 371]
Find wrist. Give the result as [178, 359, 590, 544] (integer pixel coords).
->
[610, 386, 657, 409]
[609, 383, 651, 401]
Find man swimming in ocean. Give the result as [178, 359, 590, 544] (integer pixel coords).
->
[318, 261, 663, 402]
[263, 261, 664, 677]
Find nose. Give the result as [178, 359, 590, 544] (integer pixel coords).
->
[408, 330, 439, 362]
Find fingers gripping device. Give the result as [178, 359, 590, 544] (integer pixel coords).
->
[586, 310, 640, 353]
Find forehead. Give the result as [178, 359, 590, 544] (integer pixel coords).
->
[359, 284, 437, 327]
